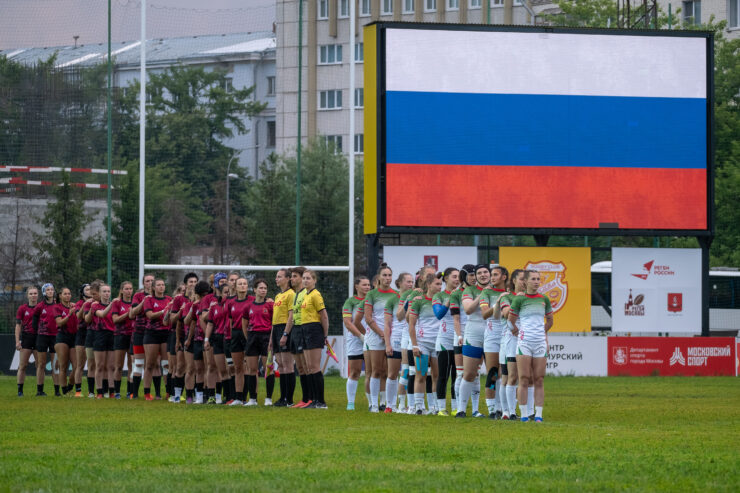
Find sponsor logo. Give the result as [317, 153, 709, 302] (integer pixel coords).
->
[613, 346, 628, 365]
[525, 260, 568, 314]
[631, 260, 676, 280]
[669, 347, 686, 366]
[423, 255, 438, 270]
[624, 289, 645, 316]
[668, 293, 682, 313]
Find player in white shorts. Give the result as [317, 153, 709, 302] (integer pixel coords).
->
[342, 277, 371, 410]
[363, 264, 398, 412]
[482, 265, 509, 419]
[389, 272, 414, 413]
[455, 264, 491, 418]
[497, 268, 525, 420]
[408, 272, 443, 415]
[432, 267, 459, 415]
[508, 270, 553, 423]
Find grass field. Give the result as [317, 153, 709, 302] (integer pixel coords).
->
[1, 375, 739, 492]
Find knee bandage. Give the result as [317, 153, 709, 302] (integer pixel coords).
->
[399, 364, 409, 386]
[408, 365, 416, 377]
[134, 359, 145, 375]
[226, 357, 233, 365]
[485, 366, 499, 390]
[161, 360, 169, 376]
[414, 354, 429, 376]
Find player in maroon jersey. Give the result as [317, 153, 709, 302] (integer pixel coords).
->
[142, 279, 172, 401]
[184, 280, 210, 403]
[111, 281, 135, 399]
[73, 284, 91, 397]
[82, 281, 103, 397]
[15, 286, 39, 397]
[54, 287, 78, 396]
[167, 273, 198, 402]
[204, 275, 228, 404]
[92, 284, 117, 398]
[128, 274, 154, 398]
[32, 283, 58, 396]
[228, 277, 254, 405]
[242, 279, 275, 406]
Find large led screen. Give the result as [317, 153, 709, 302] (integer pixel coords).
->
[364, 24, 712, 235]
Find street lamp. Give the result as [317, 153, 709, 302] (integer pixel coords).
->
[225, 151, 242, 261]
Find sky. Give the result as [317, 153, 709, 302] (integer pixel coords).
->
[0, 0, 275, 50]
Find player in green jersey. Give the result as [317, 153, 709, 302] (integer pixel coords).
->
[481, 265, 509, 418]
[392, 272, 414, 412]
[508, 270, 553, 422]
[342, 276, 371, 410]
[408, 272, 443, 415]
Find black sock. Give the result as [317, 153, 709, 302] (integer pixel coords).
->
[186, 389, 194, 399]
[196, 382, 203, 393]
[242, 376, 248, 396]
[54, 384, 60, 395]
[144, 387, 150, 396]
[315, 372, 325, 404]
[229, 376, 236, 401]
[37, 384, 44, 393]
[278, 375, 286, 401]
[288, 373, 296, 403]
[248, 375, 257, 400]
[87, 377, 95, 394]
[299, 374, 308, 402]
[18, 383, 23, 394]
[426, 375, 433, 394]
[114, 380, 122, 393]
[308, 373, 319, 404]
[102, 379, 108, 393]
[97, 388, 104, 396]
[153, 376, 161, 396]
[216, 381, 223, 399]
[75, 383, 82, 392]
[133, 375, 142, 397]
[266, 374, 275, 399]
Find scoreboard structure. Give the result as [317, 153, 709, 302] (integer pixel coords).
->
[363, 23, 714, 237]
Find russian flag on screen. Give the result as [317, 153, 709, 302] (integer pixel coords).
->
[383, 29, 708, 230]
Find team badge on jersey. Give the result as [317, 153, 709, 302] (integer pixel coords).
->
[525, 260, 568, 314]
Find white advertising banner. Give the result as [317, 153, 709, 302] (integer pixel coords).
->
[546, 336, 608, 376]
[611, 248, 702, 333]
[383, 246, 479, 280]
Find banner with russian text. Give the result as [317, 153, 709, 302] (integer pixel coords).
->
[608, 337, 735, 376]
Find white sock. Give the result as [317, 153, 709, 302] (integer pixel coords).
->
[196, 391, 203, 403]
[437, 398, 446, 411]
[507, 385, 518, 415]
[379, 391, 386, 407]
[500, 385, 508, 414]
[215, 394, 222, 404]
[520, 402, 528, 417]
[385, 379, 398, 410]
[365, 392, 371, 405]
[494, 378, 502, 411]
[486, 398, 496, 414]
[535, 405, 543, 418]
[471, 378, 480, 413]
[426, 392, 435, 411]
[451, 397, 457, 410]
[457, 379, 472, 414]
[346, 378, 358, 405]
[527, 386, 535, 415]
[398, 392, 406, 410]
[454, 368, 463, 402]
[370, 378, 380, 408]
[415, 393, 424, 410]
[174, 386, 182, 399]
[407, 393, 414, 408]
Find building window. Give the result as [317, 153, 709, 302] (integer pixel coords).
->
[319, 90, 343, 110]
[730, 0, 739, 28]
[267, 121, 276, 148]
[425, 0, 437, 11]
[339, 0, 349, 18]
[325, 135, 343, 153]
[354, 134, 364, 154]
[491, 0, 503, 6]
[360, 0, 371, 16]
[448, 0, 459, 10]
[319, 44, 343, 64]
[220, 78, 234, 92]
[355, 42, 364, 62]
[354, 88, 364, 108]
[266, 76, 276, 96]
[318, 0, 329, 19]
[403, 0, 415, 13]
[469, 0, 481, 7]
[382, 0, 393, 15]
[683, 0, 701, 24]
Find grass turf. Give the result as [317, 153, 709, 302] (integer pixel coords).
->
[0, 375, 738, 492]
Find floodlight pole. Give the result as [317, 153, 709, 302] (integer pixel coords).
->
[106, 0, 112, 285]
[295, 0, 304, 266]
[138, 0, 146, 287]
[348, 0, 356, 295]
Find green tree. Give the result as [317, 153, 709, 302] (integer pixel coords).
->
[31, 173, 91, 290]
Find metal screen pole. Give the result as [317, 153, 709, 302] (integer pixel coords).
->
[138, 0, 146, 287]
[106, 0, 113, 285]
[295, 0, 304, 265]
[348, 0, 356, 295]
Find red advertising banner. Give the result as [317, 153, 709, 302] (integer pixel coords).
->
[608, 337, 736, 376]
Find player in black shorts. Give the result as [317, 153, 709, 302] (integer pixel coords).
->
[15, 286, 38, 397]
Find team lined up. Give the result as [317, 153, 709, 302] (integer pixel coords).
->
[342, 263, 553, 421]
[14, 267, 331, 408]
